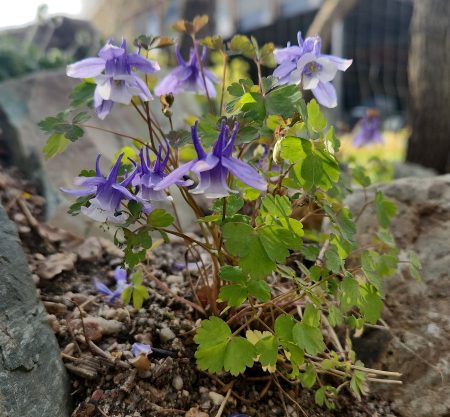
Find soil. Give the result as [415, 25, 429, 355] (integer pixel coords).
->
[0, 164, 400, 417]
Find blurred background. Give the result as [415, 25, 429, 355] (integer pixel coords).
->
[0, 0, 448, 231]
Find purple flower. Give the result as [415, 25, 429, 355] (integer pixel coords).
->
[154, 46, 217, 97]
[131, 146, 192, 202]
[131, 342, 153, 357]
[273, 32, 352, 108]
[94, 266, 130, 303]
[352, 110, 383, 147]
[67, 39, 160, 119]
[61, 153, 148, 223]
[154, 121, 267, 198]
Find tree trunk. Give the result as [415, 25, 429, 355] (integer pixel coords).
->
[406, 0, 450, 173]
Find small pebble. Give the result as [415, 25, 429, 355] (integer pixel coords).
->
[208, 391, 224, 406]
[166, 274, 183, 285]
[172, 375, 184, 390]
[159, 327, 176, 342]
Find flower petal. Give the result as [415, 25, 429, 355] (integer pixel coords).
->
[321, 55, 352, 71]
[94, 278, 113, 296]
[66, 58, 106, 78]
[128, 53, 160, 73]
[153, 160, 197, 191]
[114, 267, 127, 285]
[222, 157, 267, 191]
[312, 81, 337, 108]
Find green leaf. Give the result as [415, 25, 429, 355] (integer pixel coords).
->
[194, 317, 231, 348]
[299, 363, 317, 388]
[147, 208, 174, 227]
[121, 286, 132, 305]
[199, 35, 224, 50]
[260, 194, 292, 218]
[68, 195, 92, 216]
[339, 274, 360, 310]
[240, 237, 276, 279]
[222, 222, 255, 257]
[293, 323, 326, 355]
[275, 315, 296, 342]
[336, 208, 356, 243]
[42, 133, 70, 159]
[219, 266, 247, 283]
[194, 317, 256, 376]
[230, 35, 256, 59]
[265, 84, 302, 117]
[69, 81, 96, 107]
[307, 99, 327, 132]
[325, 246, 342, 274]
[351, 165, 371, 187]
[223, 336, 255, 376]
[350, 363, 367, 400]
[325, 126, 340, 152]
[123, 228, 152, 268]
[302, 304, 321, 327]
[280, 136, 306, 164]
[213, 195, 244, 217]
[218, 284, 247, 307]
[359, 284, 383, 324]
[259, 226, 291, 262]
[375, 191, 397, 228]
[236, 92, 266, 121]
[255, 335, 278, 367]
[247, 279, 271, 302]
[328, 305, 344, 327]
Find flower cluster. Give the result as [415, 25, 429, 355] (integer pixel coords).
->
[155, 46, 217, 97]
[273, 32, 352, 108]
[67, 39, 160, 119]
[63, 120, 266, 222]
[155, 120, 267, 198]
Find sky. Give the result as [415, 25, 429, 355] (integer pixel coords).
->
[0, 0, 83, 29]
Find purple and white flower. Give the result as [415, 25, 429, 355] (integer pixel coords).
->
[131, 146, 191, 202]
[154, 120, 267, 198]
[352, 110, 383, 147]
[67, 39, 160, 119]
[61, 153, 148, 223]
[131, 342, 153, 357]
[273, 32, 352, 108]
[94, 266, 130, 303]
[154, 46, 217, 97]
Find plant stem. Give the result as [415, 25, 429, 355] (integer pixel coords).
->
[77, 124, 147, 147]
[191, 36, 214, 113]
[219, 52, 228, 116]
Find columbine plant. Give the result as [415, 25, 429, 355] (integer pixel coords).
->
[40, 15, 421, 412]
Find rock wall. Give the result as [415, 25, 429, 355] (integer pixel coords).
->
[0, 204, 71, 417]
[346, 175, 450, 417]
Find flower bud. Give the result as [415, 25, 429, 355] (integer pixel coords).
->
[273, 138, 284, 164]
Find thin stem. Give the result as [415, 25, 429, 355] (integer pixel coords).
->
[160, 228, 211, 252]
[219, 52, 228, 116]
[191, 35, 213, 112]
[77, 124, 147, 147]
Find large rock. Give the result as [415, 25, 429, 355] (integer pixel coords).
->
[0, 204, 70, 417]
[0, 69, 202, 235]
[346, 175, 450, 417]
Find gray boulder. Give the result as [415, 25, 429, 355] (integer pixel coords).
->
[346, 175, 450, 417]
[0, 204, 70, 417]
[0, 69, 201, 236]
